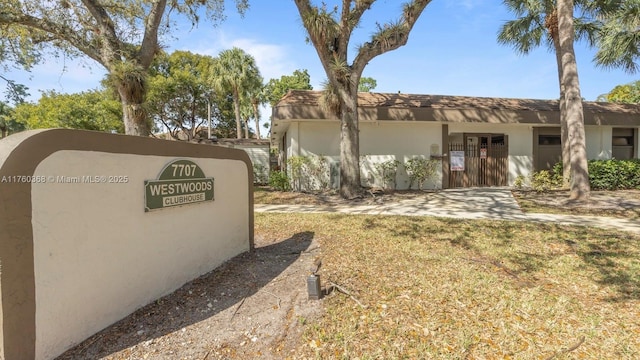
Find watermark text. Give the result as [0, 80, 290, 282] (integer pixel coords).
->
[1, 175, 130, 184]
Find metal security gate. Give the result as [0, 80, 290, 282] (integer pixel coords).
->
[449, 134, 508, 188]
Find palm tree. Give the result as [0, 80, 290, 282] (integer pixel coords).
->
[498, 0, 596, 200]
[247, 80, 266, 139]
[558, 0, 590, 200]
[595, 1, 640, 72]
[239, 97, 253, 139]
[211, 48, 262, 139]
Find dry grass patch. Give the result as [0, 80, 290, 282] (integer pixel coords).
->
[513, 190, 640, 219]
[254, 186, 327, 205]
[256, 213, 640, 359]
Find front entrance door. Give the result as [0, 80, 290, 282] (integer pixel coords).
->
[449, 134, 508, 188]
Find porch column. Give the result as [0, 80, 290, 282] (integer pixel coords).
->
[636, 128, 639, 158]
[441, 124, 449, 189]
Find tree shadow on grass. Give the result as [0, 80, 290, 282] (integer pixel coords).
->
[577, 233, 640, 302]
[359, 215, 639, 303]
[489, 223, 640, 301]
[56, 231, 315, 360]
[361, 215, 470, 243]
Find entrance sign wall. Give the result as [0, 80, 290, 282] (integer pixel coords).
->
[0, 129, 254, 360]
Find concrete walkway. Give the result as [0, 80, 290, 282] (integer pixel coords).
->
[255, 188, 640, 234]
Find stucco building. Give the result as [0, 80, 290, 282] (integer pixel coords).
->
[271, 90, 640, 190]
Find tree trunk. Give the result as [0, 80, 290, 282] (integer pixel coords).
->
[118, 86, 150, 136]
[548, 9, 571, 187]
[558, 0, 590, 200]
[560, 104, 570, 186]
[252, 102, 261, 139]
[555, 45, 571, 188]
[232, 90, 242, 139]
[244, 118, 249, 139]
[338, 84, 362, 199]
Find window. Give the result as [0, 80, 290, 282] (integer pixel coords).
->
[538, 135, 561, 146]
[612, 128, 635, 160]
[491, 135, 505, 145]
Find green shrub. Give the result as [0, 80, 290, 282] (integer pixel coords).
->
[588, 159, 640, 190]
[287, 156, 309, 191]
[285, 155, 330, 192]
[513, 174, 526, 189]
[547, 159, 640, 191]
[269, 170, 290, 191]
[552, 162, 566, 186]
[253, 164, 269, 185]
[308, 155, 330, 191]
[374, 159, 401, 190]
[404, 158, 438, 190]
[530, 170, 561, 192]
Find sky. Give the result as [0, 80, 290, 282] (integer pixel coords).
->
[2, 1, 637, 121]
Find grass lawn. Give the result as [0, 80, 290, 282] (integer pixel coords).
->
[256, 213, 640, 359]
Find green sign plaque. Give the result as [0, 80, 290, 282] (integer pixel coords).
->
[144, 159, 214, 212]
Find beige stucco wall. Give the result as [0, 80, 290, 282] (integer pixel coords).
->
[361, 122, 442, 189]
[288, 122, 302, 158]
[238, 146, 270, 182]
[30, 150, 250, 360]
[360, 122, 441, 156]
[505, 126, 534, 184]
[284, 120, 640, 189]
[297, 121, 339, 157]
[243, 146, 269, 168]
[288, 121, 443, 189]
[0, 276, 3, 360]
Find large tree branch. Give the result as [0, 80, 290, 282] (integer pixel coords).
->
[0, 11, 102, 64]
[337, 0, 374, 59]
[352, 0, 431, 74]
[339, 0, 351, 55]
[139, 0, 167, 68]
[351, 0, 375, 27]
[65, 0, 96, 30]
[293, 0, 340, 83]
[81, 0, 122, 64]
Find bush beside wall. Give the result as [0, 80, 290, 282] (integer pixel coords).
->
[588, 159, 640, 190]
[524, 159, 640, 191]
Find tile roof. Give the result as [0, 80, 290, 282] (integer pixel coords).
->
[276, 90, 640, 115]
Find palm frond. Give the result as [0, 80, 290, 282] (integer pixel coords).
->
[497, 15, 548, 54]
[595, 22, 640, 72]
[574, 17, 601, 47]
[594, 1, 640, 72]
